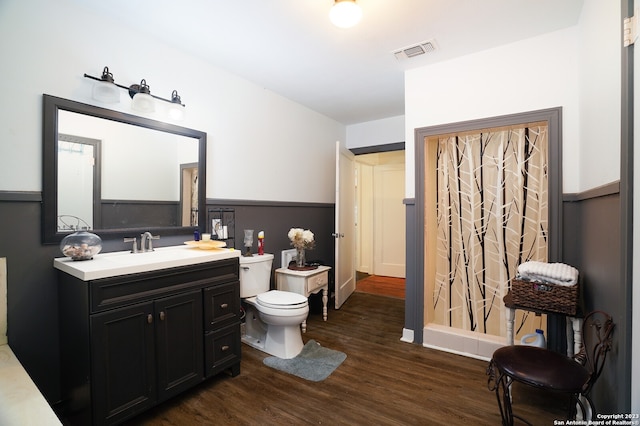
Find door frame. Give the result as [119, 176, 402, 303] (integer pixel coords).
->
[411, 108, 563, 345]
[349, 142, 406, 286]
[58, 133, 102, 229]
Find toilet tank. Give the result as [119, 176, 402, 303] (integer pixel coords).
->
[239, 253, 274, 298]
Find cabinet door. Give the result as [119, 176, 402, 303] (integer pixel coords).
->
[155, 290, 204, 402]
[91, 302, 156, 425]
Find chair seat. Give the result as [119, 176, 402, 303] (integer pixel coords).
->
[493, 345, 590, 392]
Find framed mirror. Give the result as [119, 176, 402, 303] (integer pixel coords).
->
[42, 94, 206, 244]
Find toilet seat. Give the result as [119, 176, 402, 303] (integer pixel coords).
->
[257, 290, 308, 309]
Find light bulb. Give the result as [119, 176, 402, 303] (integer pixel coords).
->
[329, 0, 362, 28]
[131, 92, 156, 113]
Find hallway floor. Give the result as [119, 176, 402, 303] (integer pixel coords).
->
[356, 272, 405, 299]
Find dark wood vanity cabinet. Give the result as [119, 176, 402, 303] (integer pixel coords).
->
[203, 282, 241, 377]
[58, 258, 241, 425]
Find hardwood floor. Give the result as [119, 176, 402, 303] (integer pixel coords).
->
[123, 292, 568, 425]
[356, 273, 405, 299]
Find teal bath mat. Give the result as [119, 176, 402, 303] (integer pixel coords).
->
[263, 339, 346, 382]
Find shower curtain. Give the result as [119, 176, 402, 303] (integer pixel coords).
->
[431, 124, 548, 337]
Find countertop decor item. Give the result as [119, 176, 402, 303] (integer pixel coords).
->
[60, 230, 102, 260]
[243, 229, 254, 256]
[287, 228, 315, 270]
[184, 240, 227, 250]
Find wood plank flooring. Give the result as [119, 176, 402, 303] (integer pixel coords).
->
[123, 292, 568, 425]
[356, 274, 405, 299]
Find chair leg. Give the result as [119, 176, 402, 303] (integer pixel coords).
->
[574, 394, 594, 421]
[487, 361, 515, 426]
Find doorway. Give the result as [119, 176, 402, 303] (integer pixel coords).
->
[354, 150, 406, 299]
[412, 107, 563, 355]
[57, 133, 101, 230]
[179, 162, 198, 226]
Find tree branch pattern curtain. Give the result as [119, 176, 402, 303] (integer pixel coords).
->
[432, 124, 548, 337]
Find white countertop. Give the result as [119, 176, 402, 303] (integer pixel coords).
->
[54, 244, 240, 281]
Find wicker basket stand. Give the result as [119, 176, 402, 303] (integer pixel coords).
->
[510, 279, 579, 316]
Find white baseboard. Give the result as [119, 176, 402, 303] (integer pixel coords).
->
[422, 324, 504, 360]
[400, 328, 414, 343]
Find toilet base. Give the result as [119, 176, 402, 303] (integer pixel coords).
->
[242, 302, 305, 359]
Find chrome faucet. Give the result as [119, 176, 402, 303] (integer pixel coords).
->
[123, 237, 138, 253]
[140, 231, 159, 252]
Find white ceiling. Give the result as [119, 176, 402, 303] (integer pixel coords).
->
[77, 0, 585, 125]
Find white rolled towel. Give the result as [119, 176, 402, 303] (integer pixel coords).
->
[516, 261, 579, 287]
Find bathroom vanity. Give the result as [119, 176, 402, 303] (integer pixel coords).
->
[55, 246, 241, 425]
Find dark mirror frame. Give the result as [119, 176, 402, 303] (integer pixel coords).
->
[42, 94, 207, 244]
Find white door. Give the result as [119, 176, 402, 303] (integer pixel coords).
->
[373, 163, 406, 277]
[334, 141, 356, 309]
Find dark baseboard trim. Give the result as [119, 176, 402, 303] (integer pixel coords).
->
[563, 181, 620, 202]
[206, 198, 334, 208]
[0, 190, 42, 202]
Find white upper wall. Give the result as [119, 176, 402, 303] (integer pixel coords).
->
[577, 0, 621, 190]
[404, 0, 621, 197]
[404, 27, 581, 198]
[0, 0, 344, 204]
[346, 115, 405, 149]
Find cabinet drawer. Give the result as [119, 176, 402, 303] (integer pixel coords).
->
[89, 259, 239, 313]
[307, 271, 328, 293]
[203, 281, 240, 331]
[204, 323, 241, 377]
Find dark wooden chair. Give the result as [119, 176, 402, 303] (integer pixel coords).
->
[487, 310, 614, 425]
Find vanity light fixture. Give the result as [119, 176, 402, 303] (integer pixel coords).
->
[84, 66, 186, 117]
[91, 67, 120, 103]
[329, 0, 362, 29]
[167, 90, 185, 120]
[130, 79, 156, 113]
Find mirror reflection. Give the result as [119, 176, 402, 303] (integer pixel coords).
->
[43, 95, 207, 244]
[57, 134, 98, 230]
[57, 111, 199, 230]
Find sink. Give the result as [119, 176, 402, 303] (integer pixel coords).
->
[54, 244, 240, 281]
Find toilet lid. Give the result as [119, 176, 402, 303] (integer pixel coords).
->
[257, 290, 308, 309]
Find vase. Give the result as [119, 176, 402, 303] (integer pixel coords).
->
[60, 230, 102, 260]
[296, 247, 306, 267]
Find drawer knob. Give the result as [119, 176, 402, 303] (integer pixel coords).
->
[221, 345, 229, 352]
[220, 303, 228, 309]
[159, 311, 165, 321]
[147, 314, 153, 324]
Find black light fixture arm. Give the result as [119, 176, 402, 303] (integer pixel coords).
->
[83, 67, 185, 107]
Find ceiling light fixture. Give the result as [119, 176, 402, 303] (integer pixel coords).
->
[329, 0, 362, 29]
[84, 66, 186, 118]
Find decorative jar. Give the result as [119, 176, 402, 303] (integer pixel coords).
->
[296, 247, 306, 268]
[60, 230, 102, 260]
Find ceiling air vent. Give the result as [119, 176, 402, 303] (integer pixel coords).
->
[393, 39, 437, 61]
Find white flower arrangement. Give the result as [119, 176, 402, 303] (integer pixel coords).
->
[288, 227, 315, 250]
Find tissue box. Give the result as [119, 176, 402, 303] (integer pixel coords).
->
[511, 279, 579, 316]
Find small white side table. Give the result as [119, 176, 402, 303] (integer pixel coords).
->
[504, 291, 583, 356]
[275, 265, 331, 333]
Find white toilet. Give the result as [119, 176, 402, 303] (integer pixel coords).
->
[239, 253, 309, 359]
